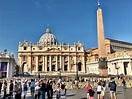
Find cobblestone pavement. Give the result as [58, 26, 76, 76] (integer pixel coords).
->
[1, 86, 132, 99]
[67, 87, 132, 99]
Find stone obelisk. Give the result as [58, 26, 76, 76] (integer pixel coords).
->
[97, 1, 108, 76]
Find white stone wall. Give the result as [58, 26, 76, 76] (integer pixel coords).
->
[86, 62, 99, 74]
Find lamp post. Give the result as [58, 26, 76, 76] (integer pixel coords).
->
[115, 65, 120, 76]
[76, 62, 81, 80]
[60, 69, 62, 79]
[58, 68, 62, 79]
[76, 62, 79, 80]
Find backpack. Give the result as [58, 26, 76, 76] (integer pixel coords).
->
[24, 84, 28, 91]
[110, 82, 116, 91]
[14, 85, 20, 93]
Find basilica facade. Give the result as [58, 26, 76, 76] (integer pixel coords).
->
[18, 3, 132, 76]
[18, 27, 85, 76]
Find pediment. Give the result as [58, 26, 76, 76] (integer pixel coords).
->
[45, 48, 61, 52]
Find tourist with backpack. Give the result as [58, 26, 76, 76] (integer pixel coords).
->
[122, 79, 126, 89]
[40, 80, 46, 99]
[60, 84, 66, 99]
[14, 82, 20, 99]
[108, 77, 117, 99]
[23, 81, 28, 99]
[30, 79, 35, 99]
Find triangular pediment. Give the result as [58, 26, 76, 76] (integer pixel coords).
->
[45, 48, 61, 52]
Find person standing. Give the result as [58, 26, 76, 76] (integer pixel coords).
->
[0, 80, 2, 95]
[35, 82, 41, 99]
[89, 86, 95, 99]
[17, 82, 22, 99]
[54, 84, 61, 99]
[3, 81, 7, 98]
[14, 82, 20, 99]
[40, 80, 46, 99]
[30, 79, 35, 99]
[23, 81, 28, 99]
[97, 82, 102, 99]
[60, 84, 66, 99]
[38, 74, 41, 80]
[122, 79, 126, 89]
[86, 82, 90, 99]
[108, 77, 117, 99]
[9, 80, 14, 97]
[47, 81, 53, 99]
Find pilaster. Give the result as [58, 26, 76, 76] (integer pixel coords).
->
[49, 56, 51, 71]
[60, 56, 62, 70]
[45, 56, 47, 72]
[6, 62, 9, 78]
[56, 56, 58, 71]
[43, 56, 45, 71]
[36, 56, 38, 72]
[68, 55, 70, 71]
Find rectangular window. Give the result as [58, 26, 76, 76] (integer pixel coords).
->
[38, 56, 42, 61]
[64, 56, 67, 60]
[64, 65, 67, 71]
[51, 56, 55, 61]
[23, 56, 26, 61]
[58, 56, 60, 61]
[47, 56, 49, 60]
[24, 47, 27, 50]
[52, 65, 55, 71]
[38, 65, 42, 71]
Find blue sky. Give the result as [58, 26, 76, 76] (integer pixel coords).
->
[0, 0, 132, 60]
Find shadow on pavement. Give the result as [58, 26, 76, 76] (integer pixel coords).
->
[80, 97, 87, 99]
[67, 94, 76, 97]
[116, 90, 123, 95]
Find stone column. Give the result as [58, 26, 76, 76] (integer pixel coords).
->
[68, 55, 70, 71]
[56, 56, 58, 71]
[28, 56, 31, 72]
[43, 56, 45, 71]
[49, 56, 52, 71]
[36, 56, 38, 72]
[127, 61, 131, 75]
[45, 56, 47, 72]
[19, 55, 22, 73]
[6, 62, 10, 78]
[61, 56, 64, 71]
[60, 56, 62, 70]
[82, 55, 85, 72]
[10, 61, 13, 77]
[119, 62, 124, 75]
[74, 56, 77, 72]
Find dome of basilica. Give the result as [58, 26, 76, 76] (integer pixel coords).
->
[39, 27, 58, 44]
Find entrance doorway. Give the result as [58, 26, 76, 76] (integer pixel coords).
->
[52, 65, 55, 71]
[64, 65, 67, 71]
[22, 62, 28, 73]
[123, 62, 128, 75]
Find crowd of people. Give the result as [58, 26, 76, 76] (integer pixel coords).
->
[0, 77, 67, 99]
[85, 77, 127, 99]
[0, 75, 128, 99]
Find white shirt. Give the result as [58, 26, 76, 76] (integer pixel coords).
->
[97, 85, 102, 92]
